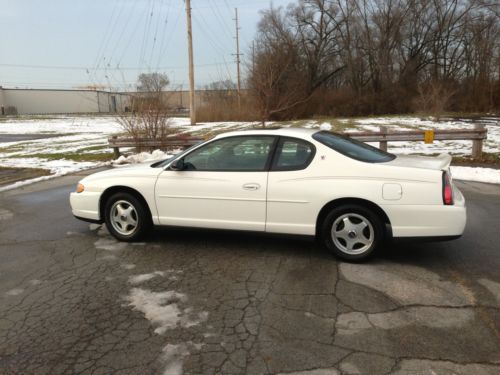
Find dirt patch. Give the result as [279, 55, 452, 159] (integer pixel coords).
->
[0, 167, 52, 187]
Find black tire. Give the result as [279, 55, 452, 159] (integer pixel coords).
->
[321, 204, 384, 262]
[104, 192, 151, 241]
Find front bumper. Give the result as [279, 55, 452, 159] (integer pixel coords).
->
[70, 191, 101, 222]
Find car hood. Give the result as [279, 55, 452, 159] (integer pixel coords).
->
[81, 161, 164, 182]
[385, 153, 452, 171]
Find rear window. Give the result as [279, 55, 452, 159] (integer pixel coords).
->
[312, 131, 395, 163]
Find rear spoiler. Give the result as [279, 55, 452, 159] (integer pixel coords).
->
[436, 153, 452, 171]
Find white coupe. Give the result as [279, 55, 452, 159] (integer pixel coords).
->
[70, 128, 466, 261]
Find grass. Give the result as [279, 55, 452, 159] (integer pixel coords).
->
[0, 166, 52, 187]
[7, 152, 114, 162]
[452, 152, 500, 168]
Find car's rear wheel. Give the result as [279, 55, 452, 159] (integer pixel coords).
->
[321, 204, 383, 261]
[104, 192, 150, 241]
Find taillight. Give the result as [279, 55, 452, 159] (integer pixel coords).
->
[442, 171, 454, 205]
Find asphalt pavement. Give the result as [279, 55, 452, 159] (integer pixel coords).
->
[0, 172, 498, 374]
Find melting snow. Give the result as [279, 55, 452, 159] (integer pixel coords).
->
[125, 288, 188, 335]
[94, 237, 128, 251]
[121, 263, 136, 270]
[5, 288, 24, 296]
[129, 271, 166, 285]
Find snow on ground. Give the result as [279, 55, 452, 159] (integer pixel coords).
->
[339, 116, 500, 155]
[450, 166, 500, 184]
[113, 149, 175, 165]
[0, 115, 499, 189]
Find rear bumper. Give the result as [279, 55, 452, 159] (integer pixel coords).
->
[392, 235, 462, 243]
[383, 187, 466, 238]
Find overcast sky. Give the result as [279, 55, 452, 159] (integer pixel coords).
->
[0, 0, 291, 90]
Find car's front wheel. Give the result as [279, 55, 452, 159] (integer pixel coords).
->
[104, 192, 150, 241]
[321, 205, 383, 262]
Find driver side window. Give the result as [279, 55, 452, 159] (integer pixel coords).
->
[182, 136, 275, 171]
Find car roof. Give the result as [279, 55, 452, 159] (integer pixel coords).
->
[213, 127, 320, 140]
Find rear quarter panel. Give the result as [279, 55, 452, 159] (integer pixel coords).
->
[266, 142, 442, 235]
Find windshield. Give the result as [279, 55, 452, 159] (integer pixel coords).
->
[312, 131, 395, 163]
[151, 141, 204, 168]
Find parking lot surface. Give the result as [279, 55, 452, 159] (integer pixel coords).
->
[0, 173, 499, 374]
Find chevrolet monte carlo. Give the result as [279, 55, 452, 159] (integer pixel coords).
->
[70, 128, 466, 261]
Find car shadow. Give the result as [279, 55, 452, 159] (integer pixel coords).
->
[146, 226, 460, 266]
[148, 226, 332, 260]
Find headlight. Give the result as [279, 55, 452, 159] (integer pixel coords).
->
[76, 183, 85, 193]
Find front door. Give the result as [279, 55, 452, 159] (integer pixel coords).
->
[155, 135, 276, 231]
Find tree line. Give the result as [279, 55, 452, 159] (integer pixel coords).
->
[246, 0, 499, 121]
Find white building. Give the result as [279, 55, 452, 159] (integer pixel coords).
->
[0, 87, 131, 115]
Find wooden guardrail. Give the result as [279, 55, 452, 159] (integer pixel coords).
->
[109, 123, 487, 159]
[108, 135, 204, 159]
[346, 124, 487, 158]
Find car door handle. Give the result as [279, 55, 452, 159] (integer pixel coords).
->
[242, 183, 260, 191]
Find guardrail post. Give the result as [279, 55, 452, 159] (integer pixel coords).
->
[112, 136, 120, 159]
[472, 123, 485, 159]
[379, 126, 388, 151]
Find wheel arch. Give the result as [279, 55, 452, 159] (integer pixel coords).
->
[316, 197, 392, 238]
[99, 186, 153, 222]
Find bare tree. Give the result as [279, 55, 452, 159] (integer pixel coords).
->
[245, 0, 499, 117]
[137, 72, 170, 93]
[117, 73, 174, 151]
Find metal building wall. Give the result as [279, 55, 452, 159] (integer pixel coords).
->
[0, 88, 131, 115]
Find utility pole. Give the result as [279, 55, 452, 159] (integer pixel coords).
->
[185, 0, 196, 125]
[233, 8, 242, 112]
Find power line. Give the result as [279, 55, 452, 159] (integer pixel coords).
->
[0, 62, 231, 70]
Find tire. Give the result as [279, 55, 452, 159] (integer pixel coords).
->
[321, 204, 383, 262]
[104, 192, 151, 241]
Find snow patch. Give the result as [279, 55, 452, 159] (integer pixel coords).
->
[121, 263, 136, 270]
[129, 271, 165, 285]
[99, 254, 117, 261]
[0, 209, 13, 220]
[113, 149, 175, 165]
[161, 343, 190, 375]
[124, 288, 209, 335]
[124, 286, 207, 374]
[5, 288, 24, 296]
[125, 288, 187, 335]
[319, 123, 332, 131]
[450, 166, 500, 184]
[94, 237, 128, 251]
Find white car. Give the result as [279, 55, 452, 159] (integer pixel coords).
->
[70, 128, 466, 261]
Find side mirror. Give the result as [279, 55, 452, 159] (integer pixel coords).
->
[169, 158, 185, 171]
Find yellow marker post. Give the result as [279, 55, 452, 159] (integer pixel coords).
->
[424, 130, 435, 144]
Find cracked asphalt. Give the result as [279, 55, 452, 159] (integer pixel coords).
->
[0, 172, 499, 375]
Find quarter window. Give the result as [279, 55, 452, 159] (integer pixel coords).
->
[272, 138, 315, 171]
[182, 136, 275, 171]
